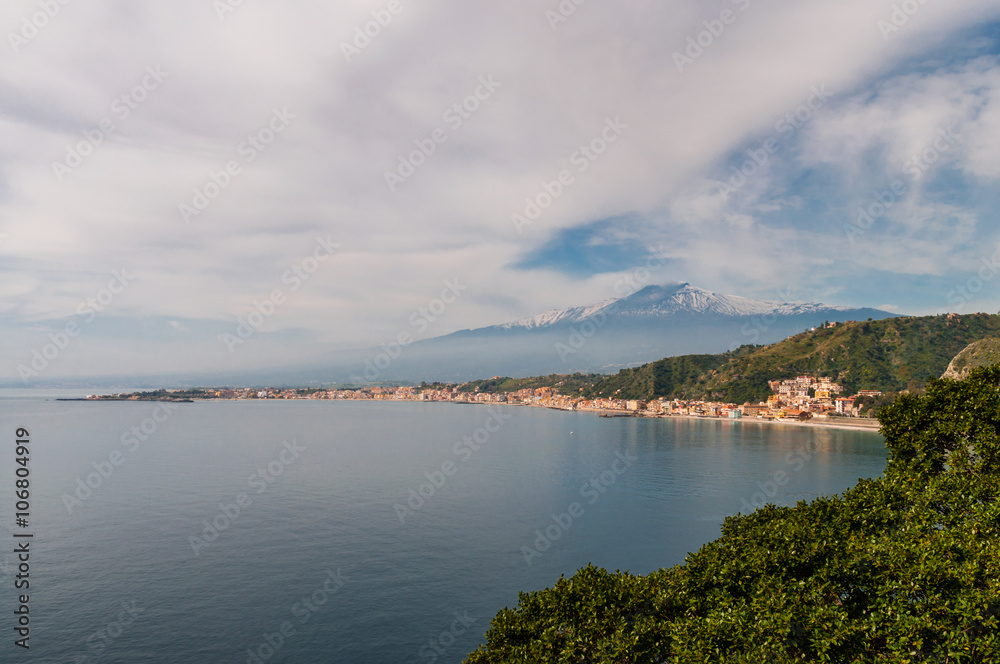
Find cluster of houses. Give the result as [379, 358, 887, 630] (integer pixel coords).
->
[740, 377, 881, 421]
[160, 375, 881, 421]
[488, 378, 880, 421]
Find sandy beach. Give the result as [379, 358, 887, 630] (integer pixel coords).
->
[573, 407, 882, 433]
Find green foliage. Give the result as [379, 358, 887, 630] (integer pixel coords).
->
[419, 381, 454, 390]
[464, 367, 1000, 663]
[854, 392, 899, 419]
[466, 566, 677, 663]
[582, 314, 1000, 403]
[459, 373, 604, 395]
[880, 365, 1000, 480]
[583, 354, 727, 401]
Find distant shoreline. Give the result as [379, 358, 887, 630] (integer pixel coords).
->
[55, 393, 883, 433]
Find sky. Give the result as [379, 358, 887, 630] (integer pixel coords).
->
[2, 0, 1000, 381]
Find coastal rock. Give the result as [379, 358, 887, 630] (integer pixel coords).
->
[941, 338, 1000, 380]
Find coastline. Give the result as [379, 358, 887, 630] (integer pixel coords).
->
[656, 412, 881, 433]
[58, 392, 883, 434]
[571, 407, 881, 433]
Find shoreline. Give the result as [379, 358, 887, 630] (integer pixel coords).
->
[569, 407, 881, 433]
[55, 394, 883, 433]
[656, 412, 881, 433]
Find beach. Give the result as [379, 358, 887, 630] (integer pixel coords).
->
[573, 407, 882, 433]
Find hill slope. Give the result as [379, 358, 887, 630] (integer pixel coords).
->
[581, 313, 1000, 402]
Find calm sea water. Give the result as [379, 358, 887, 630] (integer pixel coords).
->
[0, 398, 886, 663]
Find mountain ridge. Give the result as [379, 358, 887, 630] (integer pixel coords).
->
[389, 281, 900, 382]
[2, 282, 903, 388]
[489, 282, 864, 332]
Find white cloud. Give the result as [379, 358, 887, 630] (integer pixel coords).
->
[2, 0, 1000, 378]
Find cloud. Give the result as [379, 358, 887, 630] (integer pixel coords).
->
[2, 0, 1000, 379]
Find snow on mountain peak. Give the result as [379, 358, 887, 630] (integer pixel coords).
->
[496, 282, 850, 330]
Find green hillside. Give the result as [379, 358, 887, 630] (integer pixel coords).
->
[582, 313, 1000, 402]
[456, 373, 604, 394]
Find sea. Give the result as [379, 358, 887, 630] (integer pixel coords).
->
[0, 396, 887, 663]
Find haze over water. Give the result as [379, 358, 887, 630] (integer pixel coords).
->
[0, 398, 886, 663]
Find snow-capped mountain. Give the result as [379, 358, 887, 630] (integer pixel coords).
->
[496, 299, 616, 330]
[365, 282, 900, 381]
[238, 282, 901, 385]
[496, 282, 855, 330]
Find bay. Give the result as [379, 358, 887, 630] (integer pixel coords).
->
[0, 398, 886, 663]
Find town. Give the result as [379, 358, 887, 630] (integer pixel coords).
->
[88, 374, 883, 425]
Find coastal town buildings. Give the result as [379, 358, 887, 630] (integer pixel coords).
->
[102, 373, 881, 423]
